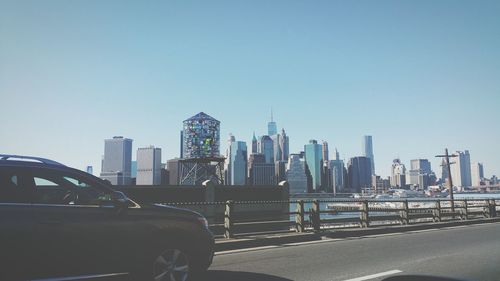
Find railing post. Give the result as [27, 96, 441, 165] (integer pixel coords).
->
[433, 200, 442, 222]
[295, 200, 305, 233]
[400, 200, 409, 225]
[483, 199, 491, 218]
[461, 199, 468, 220]
[489, 199, 497, 218]
[309, 200, 321, 232]
[224, 200, 234, 238]
[359, 200, 369, 228]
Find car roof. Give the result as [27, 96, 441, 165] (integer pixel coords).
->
[0, 154, 65, 167]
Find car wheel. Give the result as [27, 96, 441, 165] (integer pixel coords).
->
[152, 248, 191, 281]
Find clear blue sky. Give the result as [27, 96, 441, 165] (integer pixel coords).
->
[1, 0, 499, 178]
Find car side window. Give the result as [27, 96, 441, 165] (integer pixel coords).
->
[0, 168, 31, 203]
[32, 169, 110, 205]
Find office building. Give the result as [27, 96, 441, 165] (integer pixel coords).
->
[322, 141, 329, 163]
[471, 162, 484, 187]
[372, 175, 391, 193]
[182, 112, 220, 159]
[347, 156, 372, 193]
[224, 134, 236, 185]
[408, 159, 432, 189]
[136, 146, 162, 185]
[275, 160, 287, 183]
[362, 135, 375, 175]
[286, 154, 308, 193]
[450, 150, 472, 188]
[304, 140, 323, 192]
[248, 153, 275, 185]
[330, 148, 345, 194]
[268, 110, 277, 136]
[279, 128, 289, 161]
[166, 158, 182, 185]
[251, 132, 258, 154]
[86, 166, 93, 175]
[258, 135, 274, 164]
[391, 159, 406, 188]
[271, 134, 281, 163]
[230, 141, 248, 185]
[100, 136, 133, 185]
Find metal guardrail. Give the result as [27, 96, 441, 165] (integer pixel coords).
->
[161, 198, 499, 239]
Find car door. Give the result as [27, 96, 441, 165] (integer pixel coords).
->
[0, 166, 35, 281]
[28, 167, 132, 279]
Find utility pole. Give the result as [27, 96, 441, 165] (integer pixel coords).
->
[436, 149, 458, 214]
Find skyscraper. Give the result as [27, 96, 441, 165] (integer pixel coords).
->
[471, 162, 484, 187]
[391, 159, 406, 188]
[279, 128, 289, 161]
[450, 150, 472, 188]
[100, 136, 133, 185]
[408, 159, 432, 189]
[267, 109, 277, 136]
[136, 146, 162, 185]
[347, 156, 372, 193]
[248, 153, 275, 185]
[304, 140, 323, 192]
[271, 134, 281, 163]
[251, 132, 258, 154]
[182, 112, 220, 159]
[362, 136, 375, 175]
[330, 148, 345, 194]
[224, 134, 236, 185]
[230, 141, 247, 185]
[286, 154, 308, 193]
[322, 141, 329, 163]
[258, 135, 274, 164]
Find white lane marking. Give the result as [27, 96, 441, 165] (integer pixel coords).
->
[215, 245, 279, 255]
[342, 270, 402, 281]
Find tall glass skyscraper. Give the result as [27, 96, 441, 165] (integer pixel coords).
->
[267, 109, 277, 136]
[100, 136, 133, 185]
[330, 148, 344, 193]
[230, 141, 248, 185]
[286, 154, 308, 193]
[304, 140, 323, 192]
[182, 112, 220, 159]
[279, 128, 289, 161]
[362, 135, 375, 175]
[347, 156, 372, 193]
[258, 135, 274, 164]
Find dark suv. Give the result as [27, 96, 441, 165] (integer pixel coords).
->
[0, 155, 214, 281]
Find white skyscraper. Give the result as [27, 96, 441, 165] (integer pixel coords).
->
[391, 159, 406, 188]
[100, 136, 133, 185]
[136, 146, 162, 185]
[471, 162, 484, 187]
[450, 150, 472, 188]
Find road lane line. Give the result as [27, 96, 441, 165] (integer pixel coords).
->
[215, 245, 279, 255]
[342, 270, 402, 281]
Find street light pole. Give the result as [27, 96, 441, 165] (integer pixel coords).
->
[436, 149, 458, 214]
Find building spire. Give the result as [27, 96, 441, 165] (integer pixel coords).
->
[271, 107, 274, 122]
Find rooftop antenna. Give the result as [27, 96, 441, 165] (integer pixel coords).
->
[271, 107, 274, 122]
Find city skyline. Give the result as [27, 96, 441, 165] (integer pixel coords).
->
[1, 1, 499, 178]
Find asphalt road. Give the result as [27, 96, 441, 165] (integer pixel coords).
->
[203, 222, 500, 281]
